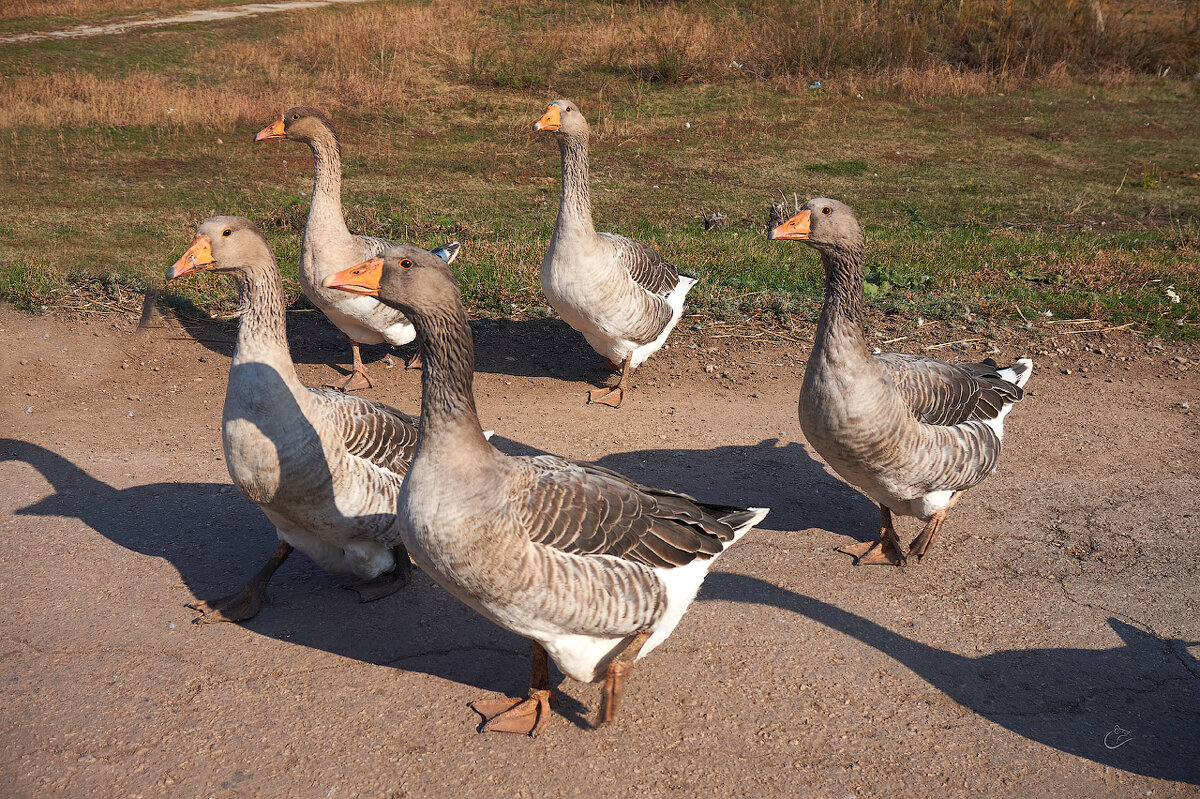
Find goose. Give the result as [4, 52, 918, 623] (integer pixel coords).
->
[769, 198, 1032, 566]
[532, 99, 697, 407]
[166, 215, 421, 623]
[255, 106, 460, 390]
[324, 247, 768, 735]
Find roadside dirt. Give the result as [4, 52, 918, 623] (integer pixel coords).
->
[0, 0, 370, 45]
[1, 302, 1197, 798]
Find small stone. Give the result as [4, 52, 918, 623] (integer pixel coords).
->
[704, 365, 715, 373]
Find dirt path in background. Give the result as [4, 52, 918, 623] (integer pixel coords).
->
[1, 303, 1197, 798]
[0, 0, 369, 45]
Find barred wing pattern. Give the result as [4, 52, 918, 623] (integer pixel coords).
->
[306, 387, 419, 476]
[598, 232, 686, 296]
[512, 455, 752, 569]
[877, 354, 1026, 426]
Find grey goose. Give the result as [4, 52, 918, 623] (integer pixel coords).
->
[167, 216, 420, 622]
[324, 248, 768, 735]
[532, 99, 697, 407]
[255, 106, 460, 390]
[770, 198, 1032, 565]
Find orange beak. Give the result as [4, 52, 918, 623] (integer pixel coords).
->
[769, 209, 811, 240]
[254, 114, 286, 142]
[167, 234, 215, 279]
[324, 257, 383, 296]
[532, 104, 561, 132]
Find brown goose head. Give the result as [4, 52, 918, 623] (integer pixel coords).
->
[254, 106, 337, 145]
[768, 197, 864, 254]
[323, 245, 461, 318]
[167, 216, 272, 280]
[532, 98, 589, 140]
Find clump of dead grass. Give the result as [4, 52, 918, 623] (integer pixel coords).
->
[0, 0, 1195, 130]
[0, 70, 270, 128]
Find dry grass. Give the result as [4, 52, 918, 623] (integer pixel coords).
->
[0, 70, 275, 128]
[3, 0, 1195, 129]
[0, 0, 245, 23]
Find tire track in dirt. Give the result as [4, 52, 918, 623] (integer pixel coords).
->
[0, 0, 370, 45]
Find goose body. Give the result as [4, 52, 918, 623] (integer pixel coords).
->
[255, 106, 459, 389]
[325, 247, 767, 732]
[771, 198, 1032, 564]
[533, 99, 697, 406]
[167, 216, 421, 622]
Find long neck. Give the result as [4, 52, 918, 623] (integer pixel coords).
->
[410, 303, 491, 454]
[306, 131, 350, 237]
[814, 243, 869, 353]
[231, 261, 298, 382]
[554, 133, 595, 238]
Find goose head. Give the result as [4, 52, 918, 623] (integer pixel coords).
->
[532, 98, 588, 139]
[323, 245, 461, 318]
[167, 216, 272, 280]
[254, 106, 336, 144]
[768, 197, 863, 254]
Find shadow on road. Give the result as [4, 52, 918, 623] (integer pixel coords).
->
[699, 572, 1200, 784]
[14, 437, 1189, 775]
[0, 437, 532, 703]
[163, 307, 672, 389]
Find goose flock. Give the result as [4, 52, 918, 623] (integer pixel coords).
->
[167, 99, 1033, 736]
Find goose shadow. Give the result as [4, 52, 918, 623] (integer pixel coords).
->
[0, 429, 547, 702]
[469, 317, 624, 383]
[698, 572, 1200, 784]
[159, 293, 418, 376]
[161, 294, 588, 383]
[487, 433, 877, 537]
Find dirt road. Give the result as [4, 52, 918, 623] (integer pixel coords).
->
[1, 303, 1197, 797]
[0, 0, 371, 45]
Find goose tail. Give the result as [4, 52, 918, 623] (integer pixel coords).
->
[717, 506, 770, 546]
[998, 358, 1034, 390]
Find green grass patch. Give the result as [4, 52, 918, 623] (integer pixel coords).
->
[1, 1, 1198, 340]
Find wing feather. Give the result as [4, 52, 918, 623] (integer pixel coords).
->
[877, 354, 1025, 426]
[512, 455, 748, 569]
[598, 232, 688, 297]
[306, 387, 418, 476]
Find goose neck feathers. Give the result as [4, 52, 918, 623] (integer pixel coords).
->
[176, 216, 292, 370]
[555, 133, 595, 238]
[273, 106, 348, 238]
[369, 247, 490, 451]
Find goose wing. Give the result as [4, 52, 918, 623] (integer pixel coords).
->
[305, 387, 419, 475]
[597, 233, 687, 297]
[876, 354, 1025, 426]
[511, 455, 750, 569]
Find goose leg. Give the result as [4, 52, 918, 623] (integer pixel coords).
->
[327, 341, 373, 391]
[837, 506, 905, 566]
[907, 491, 965, 562]
[344, 545, 413, 602]
[188, 540, 294, 624]
[472, 641, 555, 736]
[588, 353, 632, 408]
[598, 630, 651, 726]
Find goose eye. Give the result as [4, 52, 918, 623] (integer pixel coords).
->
[822, 206, 832, 215]
[291, 113, 299, 120]
[400, 259, 413, 269]
[222, 229, 232, 237]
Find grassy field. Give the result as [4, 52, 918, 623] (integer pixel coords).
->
[0, 0, 1197, 339]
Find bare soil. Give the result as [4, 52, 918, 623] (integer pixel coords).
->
[1, 302, 1198, 798]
